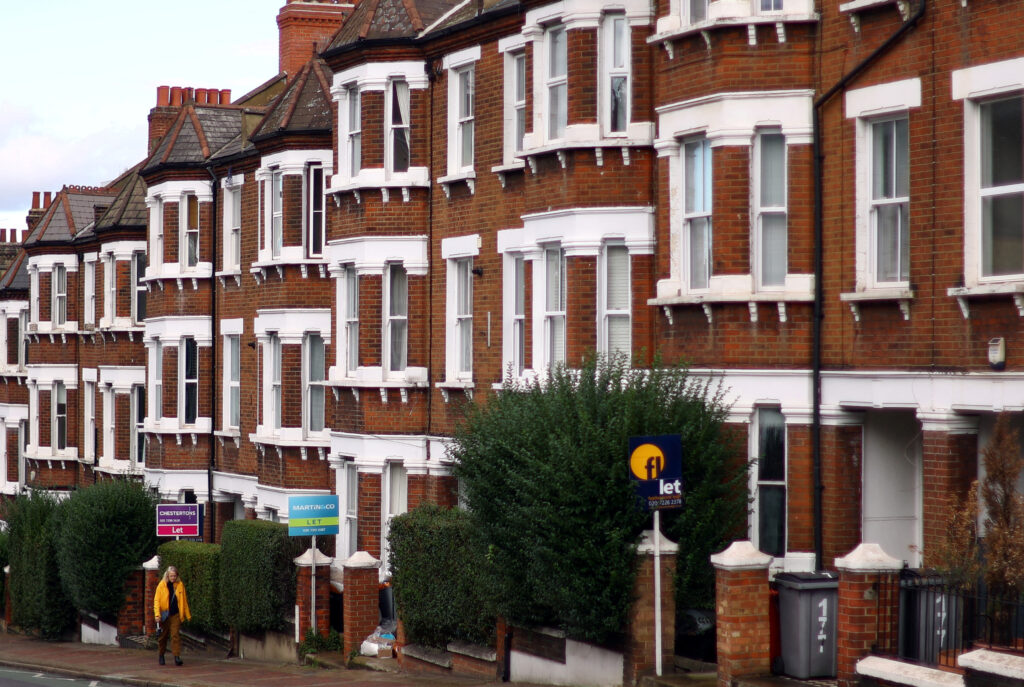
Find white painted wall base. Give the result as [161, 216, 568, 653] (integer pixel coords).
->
[511, 638, 623, 687]
[80, 618, 118, 646]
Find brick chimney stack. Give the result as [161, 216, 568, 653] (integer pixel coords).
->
[26, 191, 52, 234]
[147, 85, 233, 153]
[277, 0, 351, 77]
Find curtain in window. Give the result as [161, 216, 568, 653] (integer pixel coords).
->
[389, 266, 408, 371]
[392, 81, 410, 173]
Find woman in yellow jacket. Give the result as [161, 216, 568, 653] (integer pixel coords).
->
[153, 566, 191, 666]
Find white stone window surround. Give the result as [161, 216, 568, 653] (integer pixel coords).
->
[496, 35, 529, 172]
[498, 207, 654, 375]
[520, 0, 654, 156]
[83, 253, 97, 328]
[949, 57, 1024, 317]
[144, 316, 213, 435]
[26, 255, 78, 335]
[253, 150, 333, 269]
[651, 90, 815, 313]
[650, 0, 817, 45]
[145, 180, 214, 282]
[840, 78, 921, 320]
[219, 318, 244, 438]
[0, 302, 27, 374]
[25, 364, 79, 461]
[440, 46, 482, 193]
[252, 308, 332, 447]
[219, 174, 245, 281]
[96, 240, 147, 330]
[324, 236, 429, 388]
[96, 365, 146, 471]
[440, 235, 480, 389]
[0, 404, 28, 496]
[329, 62, 430, 197]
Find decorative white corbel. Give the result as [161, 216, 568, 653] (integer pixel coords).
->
[402, 187, 410, 203]
[777, 302, 788, 323]
[748, 302, 758, 323]
[849, 13, 860, 32]
[898, 299, 911, 320]
[218, 275, 226, 288]
[467, 178, 475, 195]
[274, 265, 284, 280]
[748, 24, 757, 45]
[379, 387, 388, 404]
[175, 433, 182, 446]
[157, 279, 164, 291]
[700, 30, 712, 50]
[301, 447, 308, 461]
[662, 305, 674, 325]
[175, 277, 183, 291]
[595, 148, 604, 167]
[318, 264, 326, 279]
[956, 296, 970, 319]
[621, 147, 630, 166]
[353, 189, 361, 204]
[441, 182, 452, 199]
[662, 41, 674, 60]
[400, 388, 409, 404]
[381, 188, 390, 204]
[300, 264, 308, 279]
[775, 22, 786, 43]
[896, 0, 909, 19]
[556, 150, 568, 169]
[848, 302, 861, 323]
[191, 278, 198, 290]
[318, 447, 326, 461]
[440, 387, 450, 403]
[1014, 294, 1024, 317]
[702, 303, 713, 324]
[331, 386, 340, 401]
[351, 387, 360, 403]
[333, 192, 343, 208]
[190, 433, 197, 445]
[527, 156, 538, 174]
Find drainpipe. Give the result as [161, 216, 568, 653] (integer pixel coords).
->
[207, 166, 220, 543]
[811, 0, 925, 571]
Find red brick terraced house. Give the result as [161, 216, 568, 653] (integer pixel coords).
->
[2, 0, 1024, 594]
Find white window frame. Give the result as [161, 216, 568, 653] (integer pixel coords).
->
[305, 163, 325, 258]
[750, 407, 787, 558]
[387, 79, 412, 177]
[441, 235, 479, 383]
[52, 264, 66, 327]
[303, 332, 326, 436]
[268, 332, 282, 430]
[84, 258, 96, 326]
[270, 170, 283, 260]
[512, 255, 528, 374]
[339, 460, 359, 559]
[222, 178, 243, 273]
[105, 254, 116, 324]
[132, 251, 147, 324]
[29, 269, 38, 325]
[17, 310, 26, 370]
[52, 381, 67, 454]
[683, 136, 712, 291]
[224, 333, 241, 431]
[381, 460, 408, 576]
[180, 336, 199, 426]
[182, 193, 200, 269]
[150, 199, 164, 269]
[345, 85, 361, 179]
[131, 384, 146, 463]
[601, 13, 631, 136]
[754, 129, 788, 289]
[151, 341, 163, 422]
[443, 47, 481, 178]
[546, 24, 568, 141]
[384, 263, 409, 376]
[341, 265, 359, 377]
[103, 386, 115, 461]
[868, 117, 910, 286]
[83, 379, 95, 463]
[499, 39, 528, 166]
[599, 242, 631, 357]
[543, 246, 567, 367]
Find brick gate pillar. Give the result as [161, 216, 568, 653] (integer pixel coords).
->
[343, 551, 381, 658]
[143, 555, 160, 636]
[835, 543, 902, 687]
[295, 547, 334, 640]
[820, 412, 864, 568]
[918, 413, 977, 567]
[624, 529, 678, 686]
[711, 541, 773, 687]
[117, 567, 146, 637]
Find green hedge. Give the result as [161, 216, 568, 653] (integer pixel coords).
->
[0, 530, 8, 614]
[389, 505, 494, 648]
[219, 520, 302, 634]
[55, 480, 158, 620]
[157, 540, 223, 633]
[4, 492, 75, 638]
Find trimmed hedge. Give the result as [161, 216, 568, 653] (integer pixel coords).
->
[4, 492, 75, 638]
[219, 520, 303, 634]
[55, 480, 158, 620]
[0, 530, 8, 613]
[389, 505, 494, 648]
[157, 540, 224, 633]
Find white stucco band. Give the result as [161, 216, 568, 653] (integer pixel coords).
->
[324, 236, 429, 276]
[499, 207, 655, 257]
[845, 78, 922, 119]
[656, 90, 814, 148]
[254, 308, 332, 345]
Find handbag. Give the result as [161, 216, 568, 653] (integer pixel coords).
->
[160, 610, 169, 623]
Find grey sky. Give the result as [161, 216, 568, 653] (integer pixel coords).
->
[0, 0, 285, 232]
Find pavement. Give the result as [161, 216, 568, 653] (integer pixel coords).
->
[0, 630, 544, 687]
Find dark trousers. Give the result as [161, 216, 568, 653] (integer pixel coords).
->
[157, 613, 182, 657]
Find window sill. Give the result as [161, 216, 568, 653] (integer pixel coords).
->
[491, 161, 526, 188]
[649, 281, 813, 324]
[327, 368, 429, 404]
[94, 461, 143, 476]
[214, 429, 241, 448]
[249, 432, 330, 460]
[26, 448, 79, 462]
[947, 282, 1024, 319]
[649, 10, 819, 53]
[838, 0, 909, 32]
[249, 258, 328, 283]
[437, 171, 476, 197]
[145, 264, 214, 292]
[519, 136, 654, 172]
[327, 168, 431, 204]
[839, 287, 914, 322]
[436, 380, 474, 402]
[215, 270, 243, 287]
[144, 419, 213, 445]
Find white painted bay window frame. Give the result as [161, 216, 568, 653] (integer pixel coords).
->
[220, 175, 244, 279]
[754, 129, 788, 289]
[253, 150, 333, 268]
[600, 242, 631, 357]
[26, 256, 78, 334]
[303, 333, 327, 437]
[440, 234, 479, 389]
[145, 181, 214, 282]
[439, 46, 481, 193]
[750, 406, 787, 558]
[131, 384, 146, 464]
[220, 319, 243, 437]
[384, 263, 409, 377]
[338, 459, 359, 559]
[182, 193, 200, 270]
[601, 12, 631, 136]
[497, 35, 529, 172]
[181, 336, 199, 426]
[52, 264, 66, 327]
[143, 317, 212, 435]
[24, 365, 78, 461]
[381, 460, 408, 576]
[132, 250, 147, 324]
[305, 163, 325, 258]
[83, 375, 96, 464]
[83, 255, 97, 327]
[94, 366, 146, 471]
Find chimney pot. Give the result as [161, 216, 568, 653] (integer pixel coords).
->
[32, 192, 40, 210]
[196, 88, 208, 104]
[220, 89, 232, 105]
[44, 192, 52, 208]
[170, 87, 182, 106]
[157, 85, 170, 107]
[185, 87, 194, 103]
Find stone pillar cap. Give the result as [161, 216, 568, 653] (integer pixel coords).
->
[637, 529, 679, 554]
[835, 543, 902, 572]
[143, 555, 161, 571]
[344, 550, 382, 570]
[710, 540, 772, 570]
[294, 547, 334, 567]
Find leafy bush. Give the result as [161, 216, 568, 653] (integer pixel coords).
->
[157, 540, 224, 633]
[4, 492, 75, 638]
[55, 480, 158, 620]
[299, 626, 342, 655]
[452, 354, 745, 645]
[389, 505, 494, 648]
[219, 519, 303, 634]
[0, 530, 8, 613]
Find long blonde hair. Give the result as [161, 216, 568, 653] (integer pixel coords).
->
[160, 566, 179, 584]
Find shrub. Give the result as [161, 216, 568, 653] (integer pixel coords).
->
[219, 519, 303, 634]
[452, 354, 745, 645]
[4, 492, 75, 638]
[55, 480, 158, 620]
[389, 505, 494, 648]
[157, 540, 224, 633]
[0, 530, 8, 613]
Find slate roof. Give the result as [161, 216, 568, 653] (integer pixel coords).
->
[0, 251, 29, 292]
[24, 187, 116, 246]
[143, 106, 244, 174]
[251, 59, 334, 140]
[94, 163, 148, 232]
[327, 0, 461, 47]
[421, 0, 519, 35]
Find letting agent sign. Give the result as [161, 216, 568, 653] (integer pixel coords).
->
[288, 494, 340, 537]
[628, 435, 683, 510]
[156, 504, 201, 537]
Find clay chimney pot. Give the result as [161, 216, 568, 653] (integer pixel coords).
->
[157, 85, 170, 107]
[32, 192, 40, 210]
